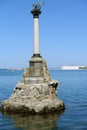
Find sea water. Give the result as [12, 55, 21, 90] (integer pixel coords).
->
[0, 69, 87, 130]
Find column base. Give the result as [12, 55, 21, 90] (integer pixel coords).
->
[32, 54, 41, 58]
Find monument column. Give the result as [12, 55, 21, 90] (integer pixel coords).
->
[29, 4, 43, 77]
[31, 6, 41, 57]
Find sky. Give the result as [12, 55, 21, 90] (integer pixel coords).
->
[0, 0, 87, 68]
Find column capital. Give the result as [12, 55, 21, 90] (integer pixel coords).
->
[31, 9, 41, 18]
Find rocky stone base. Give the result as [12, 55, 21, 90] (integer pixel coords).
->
[0, 56, 65, 114]
[1, 81, 65, 114]
[1, 99, 65, 114]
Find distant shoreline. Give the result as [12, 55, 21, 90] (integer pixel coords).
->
[0, 68, 87, 71]
[0, 68, 24, 71]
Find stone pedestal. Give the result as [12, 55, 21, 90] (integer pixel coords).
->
[1, 56, 65, 114]
[29, 56, 44, 77]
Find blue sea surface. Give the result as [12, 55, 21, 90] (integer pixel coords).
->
[0, 69, 87, 130]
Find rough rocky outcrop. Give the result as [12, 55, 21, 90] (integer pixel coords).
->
[1, 56, 65, 114]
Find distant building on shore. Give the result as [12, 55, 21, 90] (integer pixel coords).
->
[5, 68, 24, 71]
[61, 65, 86, 70]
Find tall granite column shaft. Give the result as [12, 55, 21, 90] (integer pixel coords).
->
[34, 15, 40, 54]
[31, 8, 41, 57]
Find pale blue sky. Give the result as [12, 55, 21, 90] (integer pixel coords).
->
[0, 0, 87, 68]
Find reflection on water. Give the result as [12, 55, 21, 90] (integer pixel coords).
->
[2, 112, 64, 130]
